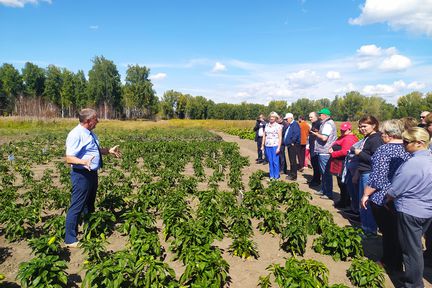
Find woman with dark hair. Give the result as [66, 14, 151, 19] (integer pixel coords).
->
[354, 115, 383, 237]
[360, 120, 410, 270]
[387, 128, 432, 288]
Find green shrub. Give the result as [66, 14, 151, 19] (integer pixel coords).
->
[313, 226, 364, 261]
[347, 258, 385, 287]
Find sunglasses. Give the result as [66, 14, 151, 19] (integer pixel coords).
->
[421, 116, 426, 119]
[402, 139, 411, 145]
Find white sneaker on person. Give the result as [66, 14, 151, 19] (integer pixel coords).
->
[65, 241, 79, 248]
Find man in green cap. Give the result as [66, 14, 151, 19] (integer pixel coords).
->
[310, 108, 337, 200]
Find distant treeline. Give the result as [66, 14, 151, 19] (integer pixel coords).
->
[0, 56, 431, 121]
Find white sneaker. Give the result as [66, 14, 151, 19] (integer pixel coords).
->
[65, 241, 79, 248]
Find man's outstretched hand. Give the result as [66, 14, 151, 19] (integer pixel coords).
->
[109, 145, 121, 158]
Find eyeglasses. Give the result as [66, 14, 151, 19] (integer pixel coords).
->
[421, 116, 426, 119]
[402, 139, 412, 145]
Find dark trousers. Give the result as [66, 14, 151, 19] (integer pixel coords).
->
[425, 225, 432, 259]
[336, 176, 350, 207]
[256, 137, 264, 160]
[397, 212, 432, 288]
[371, 202, 402, 270]
[287, 144, 300, 179]
[279, 145, 287, 174]
[298, 144, 306, 168]
[310, 154, 321, 184]
[65, 169, 98, 244]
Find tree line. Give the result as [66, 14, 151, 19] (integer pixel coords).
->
[1, 56, 431, 120]
[0, 56, 157, 119]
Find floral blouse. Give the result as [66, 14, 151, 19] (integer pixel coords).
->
[368, 143, 410, 206]
[264, 122, 282, 147]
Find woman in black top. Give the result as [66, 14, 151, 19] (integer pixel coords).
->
[354, 115, 384, 237]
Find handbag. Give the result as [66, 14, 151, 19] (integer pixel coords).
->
[329, 158, 344, 177]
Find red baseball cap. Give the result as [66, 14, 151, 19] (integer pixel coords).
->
[340, 122, 352, 131]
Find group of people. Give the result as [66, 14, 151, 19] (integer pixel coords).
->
[255, 109, 432, 288]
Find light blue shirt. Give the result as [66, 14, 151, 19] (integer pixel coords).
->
[66, 124, 101, 171]
[387, 149, 432, 218]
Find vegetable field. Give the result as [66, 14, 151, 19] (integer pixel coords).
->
[0, 121, 398, 287]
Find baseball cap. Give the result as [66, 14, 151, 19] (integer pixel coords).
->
[317, 108, 331, 116]
[283, 113, 294, 119]
[340, 122, 352, 131]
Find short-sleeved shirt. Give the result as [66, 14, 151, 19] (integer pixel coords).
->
[368, 143, 410, 206]
[321, 122, 333, 136]
[264, 122, 282, 147]
[66, 124, 101, 171]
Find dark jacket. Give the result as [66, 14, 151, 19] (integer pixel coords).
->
[253, 119, 266, 142]
[357, 132, 384, 173]
[308, 120, 321, 152]
[283, 120, 301, 146]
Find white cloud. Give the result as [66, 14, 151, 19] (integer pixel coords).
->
[149, 73, 167, 81]
[355, 44, 411, 71]
[89, 25, 99, 30]
[335, 83, 356, 94]
[357, 60, 375, 70]
[379, 54, 412, 71]
[363, 84, 396, 95]
[362, 80, 426, 96]
[357, 44, 382, 57]
[0, 0, 50, 7]
[212, 62, 227, 72]
[236, 92, 250, 97]
[286, 69, 321, 88]
[349, 0, 432, 37]
[407, 81, 426, 90]
[326, 71, 341, 80]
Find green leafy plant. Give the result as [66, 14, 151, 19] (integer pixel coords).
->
[228, 236, 259, 259]
[260, 258, 329, 288]
[83, 210, 116, 239]
[28, 236, 60, 256]
[257, 207, 284, 235]
[280, 221, 307, 256]
[17, 255, 68, 288]
[82, 251, 178, 288]
[313, 226, 364, 261]
[347, 258, 385, 288]
[118, 208, 155, 235]
[79, 233, 109, 263]
[43, 215, 66, 239]
[179, 244, 230, 287]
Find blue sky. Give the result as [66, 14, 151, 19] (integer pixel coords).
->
[1, 0, 431, 104]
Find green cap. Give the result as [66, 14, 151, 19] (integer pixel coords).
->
[318, 108, 331, 116]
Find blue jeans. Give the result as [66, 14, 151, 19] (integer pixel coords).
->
[265, 146, 280, 179]
[346, 169, 359, 214]
[65, 169, 98, 244]
[318, 154, 333, 198]
[359, 172, 377, 234]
